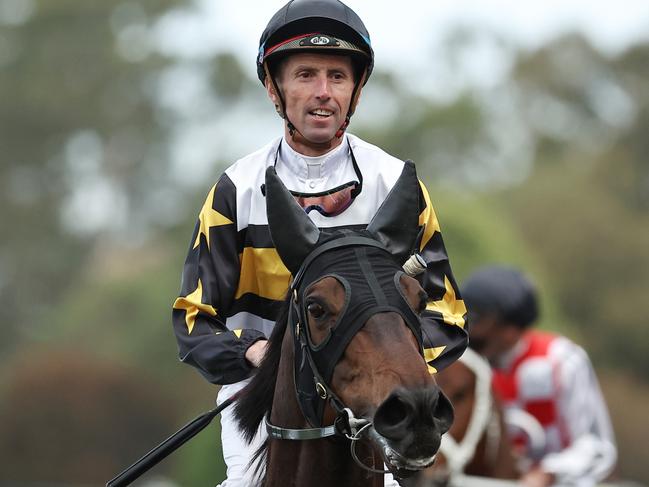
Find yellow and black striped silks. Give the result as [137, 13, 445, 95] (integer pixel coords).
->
[173, 143, 467, 385]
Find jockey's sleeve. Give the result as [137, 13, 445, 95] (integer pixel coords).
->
[540, 342, 617, 484]
[172, 174, 266, 385]
[415, 180, 468, 374]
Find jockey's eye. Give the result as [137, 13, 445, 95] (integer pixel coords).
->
[307, 302, 326, 320]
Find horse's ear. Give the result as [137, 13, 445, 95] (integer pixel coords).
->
[265, 166, 320, 274]
[366, 160, 421, 264]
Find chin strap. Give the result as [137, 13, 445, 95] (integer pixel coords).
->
[334, 116, 350, 138]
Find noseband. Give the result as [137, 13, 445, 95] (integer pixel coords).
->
[265, 233, 425, 470]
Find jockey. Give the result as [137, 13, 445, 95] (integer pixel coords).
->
[172, 1, 468, 485]
[461, 266, 617, 487]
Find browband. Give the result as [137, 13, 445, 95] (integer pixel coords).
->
[291, 235, 391, 292]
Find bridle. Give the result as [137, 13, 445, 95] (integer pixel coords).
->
[264, 235, 427, 474]
[438, 348, 501, 475]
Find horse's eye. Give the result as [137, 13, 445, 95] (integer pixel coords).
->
[307, 302, 326, 319]
[452, 386, 470, 404]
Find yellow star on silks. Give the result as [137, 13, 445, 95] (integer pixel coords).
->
[417, 181, 441, 251]
[173, 279, 217, 334]
[427, 275, 467, 328]
[193, 184, 234, 250]
[424, 346, 447, 374]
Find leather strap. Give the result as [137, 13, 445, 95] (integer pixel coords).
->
[265, 415, 337, 440]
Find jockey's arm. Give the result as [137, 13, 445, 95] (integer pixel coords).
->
[172, 175, 267, 385]
[415, 180, 468, 374]
[539, 342, 617, 484]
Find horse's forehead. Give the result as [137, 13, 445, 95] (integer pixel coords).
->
[301, 244, 398, 287]
[307, 275, 344, 291]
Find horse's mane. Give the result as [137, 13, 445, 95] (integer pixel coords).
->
[233, 292, 292, 443]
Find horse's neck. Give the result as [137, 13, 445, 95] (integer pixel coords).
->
[263, 327, 384, 487]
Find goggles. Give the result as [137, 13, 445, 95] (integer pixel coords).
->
[266, 139, 364, 218]
[290, 181, 360, 217]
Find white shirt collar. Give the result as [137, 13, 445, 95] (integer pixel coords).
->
[275, 134, 359, 193]
[278, 134, 350, 181]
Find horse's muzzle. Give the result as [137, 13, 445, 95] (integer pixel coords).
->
[372, 385, 454, 469]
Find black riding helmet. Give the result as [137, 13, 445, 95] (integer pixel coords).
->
[461, 266, 539, 329]
[257, 0, 374, 138]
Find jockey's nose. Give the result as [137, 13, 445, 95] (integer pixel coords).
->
[314, 75, 331, 100]
[373, 386, 454, 456]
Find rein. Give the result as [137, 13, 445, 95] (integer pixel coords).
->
[438, 348, 497, 475]
[106, 392, 242, 487]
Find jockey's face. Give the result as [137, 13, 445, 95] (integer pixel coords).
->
[469, 315, 523, 365]
[267, 53, 357, 156]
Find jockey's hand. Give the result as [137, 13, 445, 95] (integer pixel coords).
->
[245, 339, 268, 368]
[521, 467, 555, 487]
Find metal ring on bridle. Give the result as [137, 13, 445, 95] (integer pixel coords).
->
[348, 423, 392, 474]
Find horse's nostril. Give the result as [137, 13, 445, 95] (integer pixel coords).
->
[381, 397, 409, 425]
[434, 390, 455, 434]
[373, 392, 415, 441]
[373, 386, 454, 446]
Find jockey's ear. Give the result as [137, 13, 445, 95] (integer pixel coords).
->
[265, 78, 283, 118]
[265, 78, 278, 103]
[350, 85, 363, 113]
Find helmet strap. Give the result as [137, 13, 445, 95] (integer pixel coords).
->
[334, 116, 350, 139]
[265, 62, 287, 120]
[265, 61, 301, 140]
[334, 67, 367, 138]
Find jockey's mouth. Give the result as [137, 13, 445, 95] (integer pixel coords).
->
[308, 108, 334, 118]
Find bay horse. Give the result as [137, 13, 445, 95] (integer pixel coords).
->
[403, 348, 518, 487]
[234, 161, 455, 487]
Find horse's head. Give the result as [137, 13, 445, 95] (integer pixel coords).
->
[410, 348, 520, 484]
[265, 161, 454, 477]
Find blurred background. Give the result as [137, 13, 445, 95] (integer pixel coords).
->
[1, 0, 648, 485]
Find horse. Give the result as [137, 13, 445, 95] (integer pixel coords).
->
[403, 348, 518, 487]
[234, 161, 455, 487]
